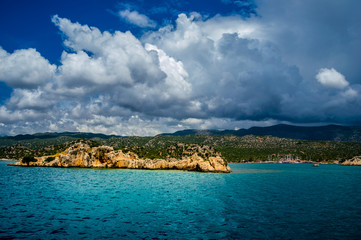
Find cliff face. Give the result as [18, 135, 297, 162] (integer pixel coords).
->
[341, 156, 361, 166]
[13, 142, 231, 173]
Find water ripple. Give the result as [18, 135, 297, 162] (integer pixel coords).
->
[1, 162, 361, 239]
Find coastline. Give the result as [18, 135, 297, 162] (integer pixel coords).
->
[230, 160, 340, 165]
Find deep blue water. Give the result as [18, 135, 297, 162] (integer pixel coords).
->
[1, 161, 361, 239]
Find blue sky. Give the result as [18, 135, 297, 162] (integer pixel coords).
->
[0, 0, 255, 63]
[0, 0, 360, 136]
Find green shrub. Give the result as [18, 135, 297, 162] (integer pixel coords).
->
[22, 156, 37, 166]
[45, 156, 55, 162]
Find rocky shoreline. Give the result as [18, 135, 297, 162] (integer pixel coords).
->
[341, 156, 361, 166]
[9, 142, 231, 173]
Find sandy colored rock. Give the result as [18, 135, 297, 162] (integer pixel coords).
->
[12, 142, 231, 173]
[342, 156, 361, 166]
[209, 156, 231, 172]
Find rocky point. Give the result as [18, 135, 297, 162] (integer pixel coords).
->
[341, 156, 361, 166]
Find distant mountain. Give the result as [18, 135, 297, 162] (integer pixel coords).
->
[162, 129, 224, 136]
[2, 124, 361, 144]
[164, 124, 361, 142]
[2, 132, 119, 141]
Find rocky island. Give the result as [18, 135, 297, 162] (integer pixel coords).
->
[10, 141, 231, 173]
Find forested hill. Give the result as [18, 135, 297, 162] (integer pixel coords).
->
[2, 124, 361, 144]
[164, 124, 361, 142]
[0, 132, 119, 150]
[2, 132, 118, 141]
[1, 127, 361, 162]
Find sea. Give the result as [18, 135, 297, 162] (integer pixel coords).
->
[1, 161, 361, 239]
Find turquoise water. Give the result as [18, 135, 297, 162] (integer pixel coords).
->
[1, 161, 361, 239]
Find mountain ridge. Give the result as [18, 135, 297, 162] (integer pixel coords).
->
[2, 132, 119, 141]
[1, 124, 361, 142]
[163, 124, 361, 142]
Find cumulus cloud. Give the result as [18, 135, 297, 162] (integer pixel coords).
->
[144, 13, 302, 121]
[342, 88, 358, 99]
[316, 68, 349, 89]
[51, 15, 165, 88]
[50, 16, 194, 117]
[144, 8, 361, 124]
[255, 0, 361, 85]
[145, 44, 191, 96]
[118, 9, 157, 28]
[50, 15, 193, 116]
[1, 0, 361, 136]
[0, 48, 56, 89]
[0, 16, 197, 135]
[7, 89, 54, 110]
[0, 106, 47, 125]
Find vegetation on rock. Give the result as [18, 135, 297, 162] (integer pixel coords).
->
[11, 141, 231, 173]
[21, 156, 37, 166]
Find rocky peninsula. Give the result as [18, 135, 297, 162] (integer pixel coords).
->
[10, 142, 231, 173]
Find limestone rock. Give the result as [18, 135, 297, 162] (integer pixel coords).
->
[13, 142, 231, 173]
[209, 156, 231, 173]
[63, 142, 91, 167]
[91, 146, 113, 168]
[342, 156, 361, 166]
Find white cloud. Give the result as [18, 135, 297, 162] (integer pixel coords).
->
[0, 16, 196, 135]
[0, 48, 56, 88]
[0, 106, 46, 124]
[7, 89, 54, 110]
[145, 44, 191, 97]
[118, 9, 156, 28]
[144, 13, 302, 120]
[255, 0, 361, 84]
[1, 1, 361, 136]
[144, 11, 361, 125]
[200, 15, 262, 41]
[51, 15, 165, 89]
[342, 87, 358, 99]
[46, 16, 194, 118]
[316, 68, 349, 89]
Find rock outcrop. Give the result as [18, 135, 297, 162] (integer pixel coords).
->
[341, 156, 361, 166]
[12, 142, 231, 173]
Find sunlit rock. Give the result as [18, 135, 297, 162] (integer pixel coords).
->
[12, 142, 231, 173]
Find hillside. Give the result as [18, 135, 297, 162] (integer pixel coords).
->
[1, 131, 361, 163]
[1, 132, 118, 141]
[164, 124, 361, 142]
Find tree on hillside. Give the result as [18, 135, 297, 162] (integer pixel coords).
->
[22, 156, 37, 166]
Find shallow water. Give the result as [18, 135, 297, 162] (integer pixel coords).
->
[1, 161, 361, 239]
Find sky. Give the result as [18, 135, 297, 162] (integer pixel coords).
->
[0, 0, 360, 136]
